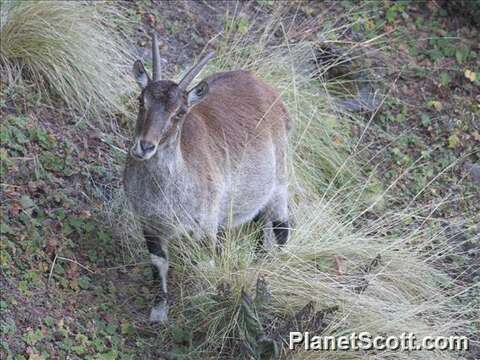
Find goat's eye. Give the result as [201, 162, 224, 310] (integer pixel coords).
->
[137, 96, 144, 107]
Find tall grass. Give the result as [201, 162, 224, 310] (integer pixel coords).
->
[107, 5, 476, 359]
[0, 0, 135, 121]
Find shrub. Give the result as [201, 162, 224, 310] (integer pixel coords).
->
[0, 0, 135, 121]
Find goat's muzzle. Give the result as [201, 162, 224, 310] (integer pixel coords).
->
[131, 139, 157, 160]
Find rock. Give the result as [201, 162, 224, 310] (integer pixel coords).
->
[336, 84, 381, 112]
[467, 162, 480, 183]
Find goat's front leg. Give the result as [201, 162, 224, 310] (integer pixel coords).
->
[192, 223, 219, 269]
[144, 228, 169, 323]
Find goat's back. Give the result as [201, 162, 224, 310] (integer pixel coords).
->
[181, 70, 290, 167]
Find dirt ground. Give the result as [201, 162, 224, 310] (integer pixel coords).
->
[1, 1, 478, 359]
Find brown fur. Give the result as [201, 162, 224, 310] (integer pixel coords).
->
[123, 68, 291, 322]
[182, 70, 290, 179]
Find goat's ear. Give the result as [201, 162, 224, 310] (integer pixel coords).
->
[132, 60, 149, 89]
[187, 81, 209, 107]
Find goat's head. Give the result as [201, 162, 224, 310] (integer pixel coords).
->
[130, 33, 214, 160]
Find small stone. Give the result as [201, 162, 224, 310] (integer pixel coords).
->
[470, 163, 480, 183]
[53, 330, 65, 341]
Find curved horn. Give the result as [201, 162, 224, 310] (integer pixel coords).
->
[151, 32, 161, 81]
[178, 50, 215, 90]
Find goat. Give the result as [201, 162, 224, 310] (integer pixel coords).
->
[123, 33, 291, 322]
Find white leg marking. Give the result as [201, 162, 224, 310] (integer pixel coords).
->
[150, 254, 169, 322]
[150, 254, 168, 293]
[149, 302, 168, 323]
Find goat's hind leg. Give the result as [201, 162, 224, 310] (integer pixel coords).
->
[264, 188, 290, 246]
[144, 228, 169, 323]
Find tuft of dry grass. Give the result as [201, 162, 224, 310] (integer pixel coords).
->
[0, 0, 135, 122]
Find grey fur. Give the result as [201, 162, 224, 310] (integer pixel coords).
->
[123, 42, 291, 323]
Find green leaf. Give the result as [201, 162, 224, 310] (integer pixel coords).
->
[43, 317, 54, 327]
[30, 128, 56, 149]
[448, 134, 460, 149]
[94, 351, 118, 360]
[456, 48, 465, 64]
[386, 6, 398, 22]
[19, 195, 35, 209]
[92, 338, 107, 352]
[439, 72, 451, 86]
[236, 18, 250, 34]
[420, 113, 432, 127]
[72, 345, 86, 355]
[427, 100, 443, 111]
[120, 322, 134, 336]
[78, 275, 91, 290]
[12, 128, 29, 145]
[22, 329, 43, 346]
[18, 280, 30, 294]
[1, 223, 15, 235]
[427, 48, 443, 62]
[104, 323, 118, 335]
[0, 128, 12, 144]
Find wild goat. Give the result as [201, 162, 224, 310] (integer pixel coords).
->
[123, 33, 291, 322]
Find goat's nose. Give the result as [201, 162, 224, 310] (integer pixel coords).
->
[139, 140, 155, 154]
